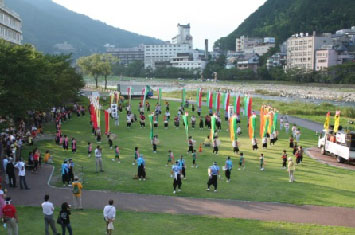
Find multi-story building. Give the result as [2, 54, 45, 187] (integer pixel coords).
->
[144, 23, 197, 70]
[315, 49, 338, 71]
[0, 0, 22, 44]
[236, 54, 259, 72]
[236, 36, 275, 56]
[286, 33, 333, 71]
[266, 53, 287, 70]
[107, 45, 144, 65]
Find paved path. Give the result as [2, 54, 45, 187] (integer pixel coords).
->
[306, 147, 355, 170]
[7, 165, 355, 228]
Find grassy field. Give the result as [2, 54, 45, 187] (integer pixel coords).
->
[24, 99, 355, 208]
[15, 207, 355, 235]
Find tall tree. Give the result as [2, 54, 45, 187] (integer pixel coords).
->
[77, 54, 103, 88]
[100, 54, 118, 89]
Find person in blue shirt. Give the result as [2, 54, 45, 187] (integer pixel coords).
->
[137, 154, 146, 181]
[61, 160, 69, 186]
[224, 156, 233, 183]
[206, 162, 220, 192]
[178, 155, 186, 179]
[171, 161, 182, 194]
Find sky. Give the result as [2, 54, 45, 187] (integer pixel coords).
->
[53, 0, 267, 50]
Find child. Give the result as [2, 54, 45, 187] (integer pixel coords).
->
[187, 136, 194, 154]
[127, 114, 132, 128]
[252, 138, 258, 150]
[88, 142, 92, 158]
[282, 150, 287, 169]
[153, 116, 158, 128]
[166, 150, 174, 166]
[174, 116, 180, 128]
[192, 104, 195, 112]
[164, 116, 168, 129]
[199, 117, 204, 130]
[108, 135, 113, 149]
[71, 138, 77, 153]
[270, 132, 276, 145]
[237, 126, 241, 135]
[44, 150, 51, 164]
[63, 135, 69, 150]
[212, 137, 219, 155]
[152, 135, 159, 153]
[191, 116, 196, 129]
[259, 153, 264, 171]
[232, 140, 239, 154]
[262, 136, 267, 149]
[192, 150, 197, 168]
[197, 106, 201, 117]
[133, 147, 139, 165]
[113, 145, 120, 163]
[289, 135, 294, 148]
[238, 152, 245, 170]
[140, 114, 146, 128]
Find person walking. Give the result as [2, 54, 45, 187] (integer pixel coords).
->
[259, 153, 265, 171]
[2, 197, 18, 235]
[224, 156, 233, 182]
[15, 158, 29, 190]
[6, 158, 16, 188]
[206, 162, 220, 192]
[41, 194, 59, 235]
[137, 154, 146, 181]
[282, 150, 288, 169]
[103, 200, 116, 235]
[178, 155, 186, 179]
[59, 202, 72, 235]
[288, 157, 296, 182]
[95, 146, 104, 173]
[238, 152, 245, 170]
[192, 150, 197, 168]
[171, 161, 182, 194]
[72, 176, 83, 210]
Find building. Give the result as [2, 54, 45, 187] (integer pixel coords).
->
[286, 33, 333, 71]
[267, 53, 287, 70]
[244, 43, 275, 56]
[106, 45, 144, 65]
[236, 36, 275, 56]
[236, 54, 259, 72]
[315, 49, 338, 71]
[171, 24, 193, 48]
[0, 0, 22, 44]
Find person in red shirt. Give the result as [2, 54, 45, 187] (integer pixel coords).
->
[2, 197, 18, 235]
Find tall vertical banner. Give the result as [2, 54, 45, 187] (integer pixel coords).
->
[213, 92, 217, 110]
[110, 93, 114, 105]
[158, 88, 162, 104]
[127, 87, 131, 104]
[206, 90, 210, 107]
[224, 92, 230, 112]
[271, 112, 278, 134]
[183, 112, 189, 139]
[324, 112, 330, 131]
[209, 91, 213, 109]
[198, 89, 202, 108]
[236, 96, 240, 116]
[229, 115, 237, 142]
[268, 112, 273, 135]
[247, 97, 253, 120]
[216, 92, 221, 113]
[334, 111, 341, 133]
[196, 88, 200, 107]
[210, 115, 217, 140]
[149, 114, 154, 140]
[104, 110, 110, 134]
[181, 88, 186, 107]
[142, 87, 147, 112]
[263, 115, 270, 137]
[260, 107, 265, 138]
[248, 114, 256, 139]
[244, 96, 248, 116]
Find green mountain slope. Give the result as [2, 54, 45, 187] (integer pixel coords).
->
[6, 0, 162, 57]
[215, 0, 355, 51]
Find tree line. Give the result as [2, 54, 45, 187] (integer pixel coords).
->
[0, 40, 84, 121]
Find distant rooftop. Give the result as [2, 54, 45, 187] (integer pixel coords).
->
[178, 23, 190, 29]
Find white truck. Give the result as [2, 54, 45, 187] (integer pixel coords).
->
[318, 130, 355, 163]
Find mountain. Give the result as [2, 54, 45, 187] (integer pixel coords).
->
[214, 0, 355, 51]
[6, 0, 162, 57]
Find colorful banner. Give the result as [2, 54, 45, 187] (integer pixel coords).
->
[149, 114, 154, 140]
[268, 112, 273, 135]
[198, 90, 202, 108]
[104, 110, 110, 134]
[248, 114, 256, 139]
[247, 97, 252, 120]
[142, 87, 147, 112]
[224, 92, 230, 111]
[209, 92, 213, 109]
[206, 90, 210, 107]
[236, 96, 240, 116]
[183, 112, 189, 139]
[158, 88, 162, 104]
[127, 87, 131, 103]
[244, 96, 248, 116]
[334, 111, 341, 133]
[213, 92, 217, 110]
[271, 112, 278, 134]
[216, 92, 221, 113]
[181, 88, 186, 106]
[263, 115, 270, 137]
[210, 115, 217, 140]
[260, 106, 265, 138]
[324, 112, 330, 131]
[229, 115, 237, 142]
[196, 88, 200, 108]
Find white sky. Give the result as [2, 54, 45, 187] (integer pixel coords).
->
[53, 0, 267, 50]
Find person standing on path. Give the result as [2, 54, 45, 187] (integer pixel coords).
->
[2, 197, 18, 235]
[59, 202, 72, 235]
[224, 156, 233, 182]
[171, 161, 182, 194]
[14, 158, 29, 190]
[206, 162, 220, 192]
[288, 157, 296, 182]
[41, 194, 59, 235]
[137, 154, 146, 181]
[95, 146, 104, 173]
[103, 199, 116, 235]
[72, 176, 83, 210]
[6, 158, 16, 188]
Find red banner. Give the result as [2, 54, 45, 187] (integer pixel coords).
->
[217, 92, 221, 112]
[209, 92, 213, 109]
[236, 96, 240, 116]
[198, 91, 202, 108]
[248, 97, 253, 120]
[105, 110, 110, 134]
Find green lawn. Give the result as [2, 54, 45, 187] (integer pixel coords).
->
[15, 207, 355, 235]
[24, 99, 355, 207]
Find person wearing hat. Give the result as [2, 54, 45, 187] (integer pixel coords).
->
[171, 161, 182, 194]
[72, 176, 83, 210]
[2, 197, 18, 235]
[206, 162, 220, 192]
[288, 157, 296, 182]
[137, 154, 146, 181]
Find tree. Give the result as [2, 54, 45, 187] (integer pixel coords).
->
[100, 54, 118, 89]
[77, 54, 103, 88]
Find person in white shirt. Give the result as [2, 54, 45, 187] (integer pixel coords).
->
[2, 156, 9, 184]
[41, 194, 59, 235]
[95, 146, 104, 173]
[103, 200, 116, 235]
[15, 158, 29, 190]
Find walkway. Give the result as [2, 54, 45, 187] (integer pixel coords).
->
[306, 147, 355, 170]
[8, 165, 355, 228]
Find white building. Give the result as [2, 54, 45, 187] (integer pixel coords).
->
[315, 49, 338, 71]
[0, 0, 22, 45]
[172, 23, 193, 48]
[244, 43, 275, 56]
[286, 33, 333, 71]
[236, 36, 275, 56]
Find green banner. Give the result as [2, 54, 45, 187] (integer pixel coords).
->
[183, 114, 189, 139]
[149, 115, 154, 140]
[196, 88, 200, 107]
[263, 116, 269, 137]
[271, 112, 278, 133]
[252, 115, 256, 139]
[181, 88, 186, 106]
[158, 88, 162, 104]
